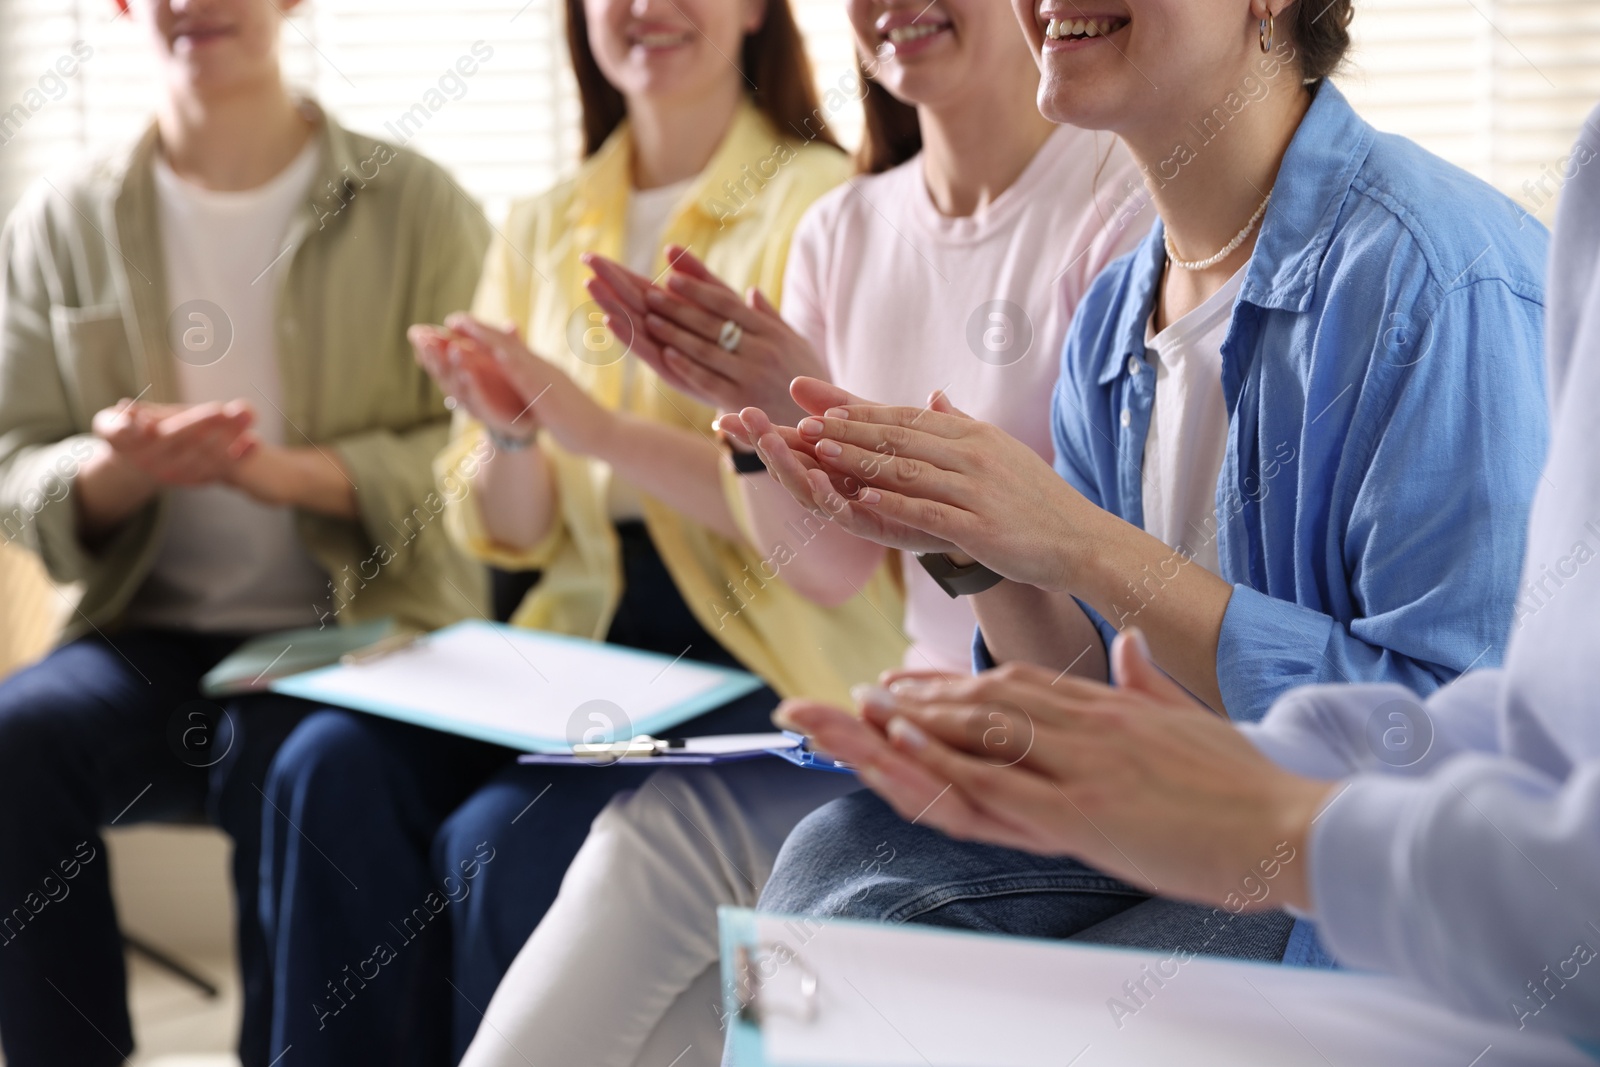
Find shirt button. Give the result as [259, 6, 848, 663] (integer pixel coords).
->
[1120, 409, 1132, 428]
[1128, 355, 1141, 376]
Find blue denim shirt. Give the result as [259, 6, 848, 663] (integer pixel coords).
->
[974, 81, 1553, 970]
[990, 83, 1550, 730]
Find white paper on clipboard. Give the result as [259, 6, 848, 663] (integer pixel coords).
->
[721, 909, 1596, 1067]
[270, 620, 762, 752]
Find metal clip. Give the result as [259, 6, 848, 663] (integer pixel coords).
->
[734, 941, 819, 1027]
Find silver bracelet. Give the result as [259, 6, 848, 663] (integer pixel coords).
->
[487, 426, 535, 452]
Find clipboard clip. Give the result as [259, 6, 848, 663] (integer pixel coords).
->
[570, 734, 675, 760]
[734, 941, 819, 1026]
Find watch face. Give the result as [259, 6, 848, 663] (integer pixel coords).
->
[730, 448, 767, 474]
[915, 552, 1002, 596]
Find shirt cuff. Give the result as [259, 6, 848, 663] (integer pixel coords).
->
[1216, 584, 1338, 722]
[1305, 774, 1432, 973]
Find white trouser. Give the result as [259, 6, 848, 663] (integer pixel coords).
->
[459, 759, 860, 1067]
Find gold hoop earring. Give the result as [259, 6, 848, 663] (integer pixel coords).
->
[1259, 13, 1274, 53]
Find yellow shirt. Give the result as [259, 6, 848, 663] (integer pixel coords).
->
[438, 101, 908, 705]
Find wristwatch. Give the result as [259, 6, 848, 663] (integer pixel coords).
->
[716, 427, 768, 474]
[915, 552, 1003, 598]
[728, 447, 767, 474]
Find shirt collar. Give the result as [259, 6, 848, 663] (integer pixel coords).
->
[1096, 81, 1376, 385]
[568, 96, 786, 231]
[117, 98, 365, 217]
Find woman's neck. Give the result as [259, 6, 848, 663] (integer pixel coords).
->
[158, 75, 314, 191]
[1126, 75, 1312, 284]
[919, 84, 1057, 219]
[627, 79, 745, 190]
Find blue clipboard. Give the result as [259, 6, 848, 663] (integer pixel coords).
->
[516, 732, 858, 771]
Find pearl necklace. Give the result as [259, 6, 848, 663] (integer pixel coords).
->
[1164, 191, 1273, 272]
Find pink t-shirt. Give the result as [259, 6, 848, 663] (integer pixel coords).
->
[782, 125, 1150, 673]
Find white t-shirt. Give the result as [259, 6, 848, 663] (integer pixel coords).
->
[1139, 264, 1247, 574]
[783, 126, 1149, 673]
[608, 177, 696, 522]
[126, 140, 329, 633]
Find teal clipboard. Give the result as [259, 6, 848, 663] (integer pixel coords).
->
[717, 907, 1600, 1067]
[720, 907, 771, 1067]
[199, 617, 399, 697]
[269, 619, 764, 753]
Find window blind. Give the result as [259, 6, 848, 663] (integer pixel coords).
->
[1336, 0, 1600, 223]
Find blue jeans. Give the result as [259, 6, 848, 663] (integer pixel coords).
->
[262, 523, 781, 1065]
[759, 790, 1296, 959]
[0, 629, 317, 1067]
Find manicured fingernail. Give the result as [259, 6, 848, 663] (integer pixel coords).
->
[888, 717, 927, 750]
[771, 706, 800, 731]
[858, 488, 881, 505]
[824, 407, 849, 419]
[798, 418, 825, 437]
[851, 684, 895, 712]
[816, 440, 842, 458]
[645, 289, 666, 305]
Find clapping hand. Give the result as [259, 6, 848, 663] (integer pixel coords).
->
[91, 398, 258, 488]
[775, 631, 1334, 911]
[411, 314, 613, 457]
[582, 245, 823, 423]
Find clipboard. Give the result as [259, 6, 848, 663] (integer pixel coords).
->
[268, 620, 763, 752]
[199, 618, 401, 697]
[515, 731, 858, 770]
[718, 908, 1600, 1067]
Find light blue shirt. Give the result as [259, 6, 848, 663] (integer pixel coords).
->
[976, 82, 1552, 969]
[1248, 102, 1600, 1048]
[1042, 81, 1549, 721]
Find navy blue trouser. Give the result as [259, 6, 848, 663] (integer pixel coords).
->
[0, 628, 317, 1067]
[262, 524, 780, 1065]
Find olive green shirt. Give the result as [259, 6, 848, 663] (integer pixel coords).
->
[0, 103, 491, 639]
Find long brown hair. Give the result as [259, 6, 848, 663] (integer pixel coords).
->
[566, 0, 840, 158]
[854, 56, 921, 175]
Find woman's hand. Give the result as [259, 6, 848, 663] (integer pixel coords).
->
[91, 398, 258, 487]
[720, 378, 963, 556]
[788, 378, 1104, 591]
[583, 246, 823, 423]
[412, 315, 615, 458]
[411, 322, 541, 444]
[776, 631, 1336, 913]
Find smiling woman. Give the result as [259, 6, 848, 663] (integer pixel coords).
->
[254, 0, 911, 1064]
[566, 0, 837, 159]
[748, 0, 1553, 996]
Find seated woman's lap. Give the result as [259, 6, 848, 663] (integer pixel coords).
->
[759, 790, 1293, 962]
[430, 683, 782, 1025]
[262, 682, 781, 1060]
